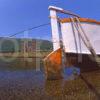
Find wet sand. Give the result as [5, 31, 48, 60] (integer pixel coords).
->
[0, 70, 100, 100]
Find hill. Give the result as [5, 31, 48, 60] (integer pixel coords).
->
[0, 37, 53, 53]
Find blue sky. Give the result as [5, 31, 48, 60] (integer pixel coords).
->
[0, 0, 100, 40]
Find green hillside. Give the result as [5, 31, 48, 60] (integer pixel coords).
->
[0, 38, 53, 53]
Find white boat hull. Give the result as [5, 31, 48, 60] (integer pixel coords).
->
[60, 19, 100, 55]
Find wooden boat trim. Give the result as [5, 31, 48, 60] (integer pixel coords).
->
[44, 48, 61, 61]
[60, 18, 100, 24]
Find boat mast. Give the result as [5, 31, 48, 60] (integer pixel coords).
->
[49, 6, 60, 51]
[49, 6, 80, 51]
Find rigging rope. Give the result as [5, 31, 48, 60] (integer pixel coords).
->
[71, 21, 79, 54]
[70, 17, 100, 66]
[9, 23, 50, 37]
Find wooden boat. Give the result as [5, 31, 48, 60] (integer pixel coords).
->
[60, 18, 100, 72]
[44, 6, 100, 80]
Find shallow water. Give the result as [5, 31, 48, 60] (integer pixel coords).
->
[0, 57, 44, 71]
[0, 69, 100, 100]
[0, 57, 100, 100]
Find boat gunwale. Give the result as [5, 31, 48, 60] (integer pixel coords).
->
[60, 18, 100, 25]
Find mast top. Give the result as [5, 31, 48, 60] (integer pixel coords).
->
[49, 6, 63, 11]
[48, 6, 80, 18]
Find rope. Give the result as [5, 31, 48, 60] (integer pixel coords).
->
[70, 17, 100, 66]
[71, 21, 78, 54]
[9, 23, 50, 37]
[75, 22, 82, 54]
[75, 17, 100, 65]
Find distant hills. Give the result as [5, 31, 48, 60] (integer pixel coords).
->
[0, 37, 53, 53]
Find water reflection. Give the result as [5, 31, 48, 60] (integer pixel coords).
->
[0, 67, 99, 99]
[44, 69, 100, 100]
[44, 74, 100, 100]
[0, 57, 44, 71]
[0, 57, 99, 100]
[64, 67, 80, 80]
[44, 67, 81, 98]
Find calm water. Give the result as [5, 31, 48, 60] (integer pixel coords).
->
[0, 57, 100, 100]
